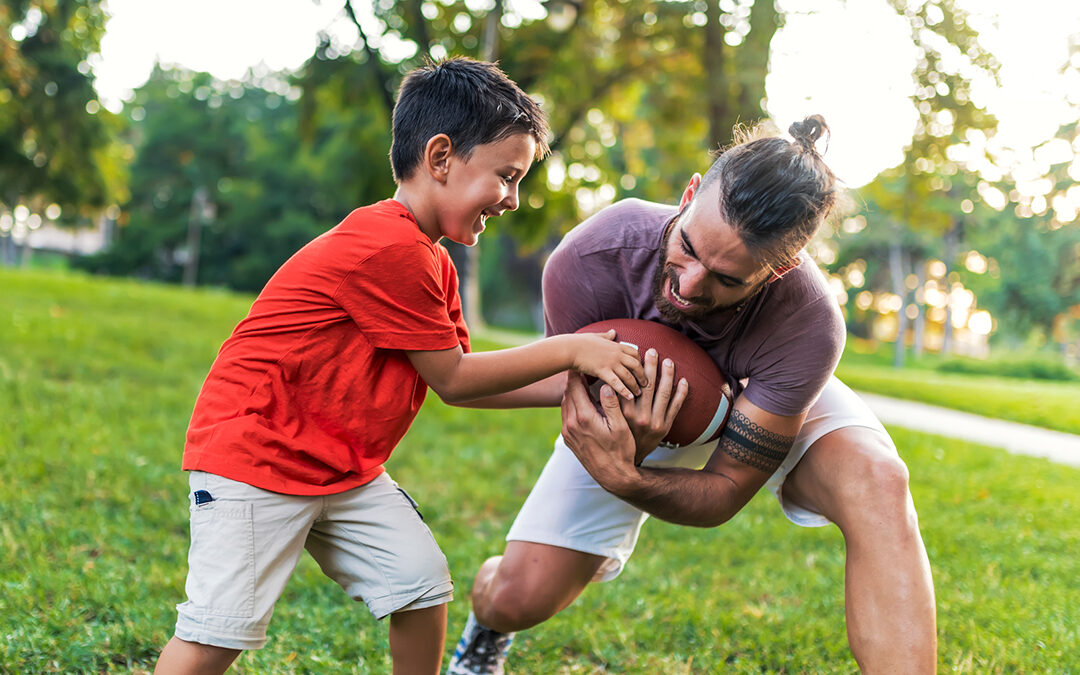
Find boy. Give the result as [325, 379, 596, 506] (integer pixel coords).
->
[153, 58, 645, 675]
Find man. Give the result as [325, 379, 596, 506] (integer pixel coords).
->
[449, 116, 937, 674]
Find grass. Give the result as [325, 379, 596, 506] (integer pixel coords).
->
[837, 348, 1080, 436]
[2, 267, 1078, 673]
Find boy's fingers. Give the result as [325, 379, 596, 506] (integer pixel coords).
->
[605, 373, 635, 401]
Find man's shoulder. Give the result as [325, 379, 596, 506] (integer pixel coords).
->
[564, 198, 674, 256]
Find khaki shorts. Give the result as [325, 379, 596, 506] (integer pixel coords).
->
[506, 377, 894, 581]
[174, 471, 453, 650]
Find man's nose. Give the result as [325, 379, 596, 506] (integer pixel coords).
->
[677, 263, 709, 298]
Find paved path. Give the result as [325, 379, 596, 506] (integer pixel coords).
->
[857, 391, 1080, 468]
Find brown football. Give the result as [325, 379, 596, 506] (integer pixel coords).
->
[575, 318, 734, 448]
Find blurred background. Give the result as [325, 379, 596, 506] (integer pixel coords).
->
[3, 0, 1080, 375]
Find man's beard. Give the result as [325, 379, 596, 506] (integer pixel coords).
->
[651, 242, 758, 323]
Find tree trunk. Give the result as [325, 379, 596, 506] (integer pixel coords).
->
[705, 0, 778, 149]
[912, 260, 925, 357]
[183, 186, 211, 287]
[941, 218, 961, 354]
[889, 236, 908, 368]
[704, 0, 730, 150]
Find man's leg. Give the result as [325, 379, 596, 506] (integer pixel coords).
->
[448, 542, 605, 674]
[471, 541, 606, 632]
[782, 426, 937, 673]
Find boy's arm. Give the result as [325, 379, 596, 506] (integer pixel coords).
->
[405, 331, 645, 405]
[452, 372, 566, 409]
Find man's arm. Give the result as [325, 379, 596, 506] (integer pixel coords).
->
[561, 373, 805, 528]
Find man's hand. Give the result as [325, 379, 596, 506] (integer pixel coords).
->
[561, 374, 640, 493]
[618, 348, 689, 464]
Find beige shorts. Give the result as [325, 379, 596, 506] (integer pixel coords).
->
[174, 471, 453, 650]
[506, 377, 894, 581]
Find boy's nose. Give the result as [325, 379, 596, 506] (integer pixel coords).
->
[502, 186, 519, 211]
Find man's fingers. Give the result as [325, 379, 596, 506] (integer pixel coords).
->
[664, 378, 690, 427]
[651, 357, 676, 417]
[641, 348, 658, 392]
[599, 384, 629, 432]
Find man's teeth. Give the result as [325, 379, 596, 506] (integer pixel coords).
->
[671, 283, 691, 306]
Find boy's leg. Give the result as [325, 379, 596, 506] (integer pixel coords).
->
[782, 426, 937, 674]
[388, 604, 448, 675]
[153, 637, 240, 675]
[306, 473, 454, 674]
[159, 472, 320, 668]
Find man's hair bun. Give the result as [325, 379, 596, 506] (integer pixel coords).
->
[788, 114, 829, 154]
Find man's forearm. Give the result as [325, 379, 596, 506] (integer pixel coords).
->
[599, 465, 748, 528]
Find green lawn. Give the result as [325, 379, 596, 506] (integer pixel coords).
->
[2, 268, 1078, 673]
[837, 352, 1080, 436]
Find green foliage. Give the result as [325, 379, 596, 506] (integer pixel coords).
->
[0, 0, 129, 216]
[2, 268, 1079, 672]
[74, 66, 394, 292]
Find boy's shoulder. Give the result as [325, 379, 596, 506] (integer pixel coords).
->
[336, 200, 426, 242]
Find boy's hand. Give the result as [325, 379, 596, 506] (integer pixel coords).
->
[568, 329, 647, 401]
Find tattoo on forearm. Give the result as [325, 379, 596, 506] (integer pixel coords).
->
[719, 410, 794, 473]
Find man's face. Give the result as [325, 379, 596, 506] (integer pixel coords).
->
[652, 181, 772, 323]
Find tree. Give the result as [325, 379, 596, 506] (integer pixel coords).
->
[0, 0, 128, 264]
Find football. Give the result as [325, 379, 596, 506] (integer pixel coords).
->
[575, 318, 734, 448]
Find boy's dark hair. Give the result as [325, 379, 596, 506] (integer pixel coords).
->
[390, 57, 551, 182]
[699, 114, 839, 273]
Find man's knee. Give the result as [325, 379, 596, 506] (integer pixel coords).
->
[805, 429, 915, 528]
[471, 544, 601, 632]
[476, 571, 562, 632]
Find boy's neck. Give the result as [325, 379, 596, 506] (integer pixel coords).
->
[392, 183, 440, 243]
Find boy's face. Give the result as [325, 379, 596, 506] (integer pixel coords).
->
[437, 132, 536, 246]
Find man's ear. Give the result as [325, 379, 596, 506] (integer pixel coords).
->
[423, 134, 453, 183]
[679, 173, 702, 209]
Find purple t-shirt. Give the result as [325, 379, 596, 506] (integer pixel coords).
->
[543, 199, 846, 416]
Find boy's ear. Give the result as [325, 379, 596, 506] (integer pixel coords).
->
[679, 173, 702, 209]
[424, 134, 453, 183]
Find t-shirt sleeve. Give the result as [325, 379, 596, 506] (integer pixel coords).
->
[741, 295, 846, 416]
[542, 237, 602, 337]
[335, 241, 462, 351]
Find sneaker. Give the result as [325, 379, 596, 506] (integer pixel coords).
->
[447, 611, 516, 675]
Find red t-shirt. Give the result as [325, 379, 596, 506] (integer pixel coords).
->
[182, 200, 470, 495]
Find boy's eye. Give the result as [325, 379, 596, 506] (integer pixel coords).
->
[502, 175, 514, 183]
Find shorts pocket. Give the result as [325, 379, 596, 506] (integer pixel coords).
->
[187, 500, 256, 618]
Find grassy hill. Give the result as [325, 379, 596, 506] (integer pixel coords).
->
[2, 268, 1078, 673]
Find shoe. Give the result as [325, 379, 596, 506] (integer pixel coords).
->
[447, 611, 515, 675]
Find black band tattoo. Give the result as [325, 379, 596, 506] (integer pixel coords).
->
[719, 409, 795, 473]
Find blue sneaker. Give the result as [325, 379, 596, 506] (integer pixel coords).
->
[447, 611, 515, 675]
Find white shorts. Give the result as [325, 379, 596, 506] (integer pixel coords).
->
[174, 471, 453, 650]
[506, 377, 893, 581]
